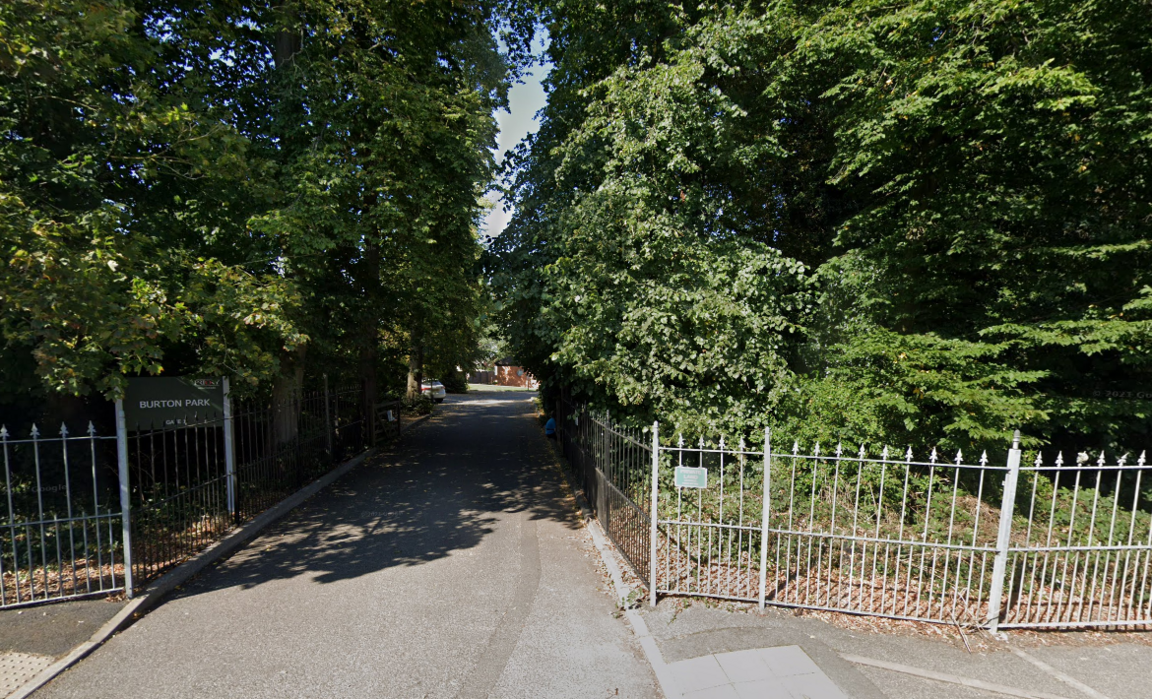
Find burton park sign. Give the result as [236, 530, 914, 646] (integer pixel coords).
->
[122, 377, 226, 429]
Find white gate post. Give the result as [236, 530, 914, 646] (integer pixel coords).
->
[758, 427, 772, 610]
[650, 421, 659, 607]
[223, 377, 237, 520]
[987, 430, 1022, 633]
[114, 399, 134, 598]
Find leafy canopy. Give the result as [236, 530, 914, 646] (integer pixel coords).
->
[492, 0, 1152, 451]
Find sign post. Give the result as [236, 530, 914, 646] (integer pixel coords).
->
[114, 399, 134, 598]
[223, 378, 237, 520]
[758, 427, 771, 610]
[987, 430, 1022, 633]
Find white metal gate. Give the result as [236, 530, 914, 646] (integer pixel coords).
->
[2, 378, 375, 610]
[1, 423, 125, 608]
[645, 424, 1152, 630]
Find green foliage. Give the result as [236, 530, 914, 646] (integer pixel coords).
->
[0, 0, 525, 401]
[402, 393, 435, 415]
[0, 0, 302, 396]
[493, 0, 1152, 452]
[439, 371, 469, 394]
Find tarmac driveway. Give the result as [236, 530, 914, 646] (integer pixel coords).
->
[36, 392, 659, 699]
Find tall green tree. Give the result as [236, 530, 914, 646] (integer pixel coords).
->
[493, 0, 1152, 450]
[1, 0, 530, 412]
[246, 0, 511, 408]
[0, 0, 305, 398]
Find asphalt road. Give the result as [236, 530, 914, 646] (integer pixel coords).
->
[36, 392, 659, 699]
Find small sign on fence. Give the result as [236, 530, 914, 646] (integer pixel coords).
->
[675, 466, 708, 489]
[123, 377, 225, 428]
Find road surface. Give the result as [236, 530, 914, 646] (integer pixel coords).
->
[37, 392, 659, 699]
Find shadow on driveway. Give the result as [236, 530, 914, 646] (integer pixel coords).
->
[168, 391, 576, 598]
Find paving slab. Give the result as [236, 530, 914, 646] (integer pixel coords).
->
[669, 647, 849, 699]
[1, 653, 53, 698]
[640, 600, 1143, 699]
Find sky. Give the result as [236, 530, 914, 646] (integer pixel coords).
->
[480, 39, 550, 242]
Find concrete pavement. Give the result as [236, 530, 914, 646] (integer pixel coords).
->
[636, 597, 1152, 699]
[1, 600, 126, 697]
[34, 392, 659, 699]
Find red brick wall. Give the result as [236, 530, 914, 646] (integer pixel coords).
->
[494, 365, 538, 389]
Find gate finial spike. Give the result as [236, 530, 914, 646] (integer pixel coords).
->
[1139, 451, 1147, 467]
[929, 447, 938, 464]
[881, 445, 889, 460]
[738, 437, 745, 452]
[30, 424, 39, 438]
[980, 450, 988, 466]
[858, 444, 867, 459]
[0, 425, 7, 439]
[678, 433, 684, 448]
[835, 443, 843, 458]
[1034, 452, 1044, 467]
[1097, 452, 1107, 467]
[905, 446, 914, 462]
[954, 449, 963, 465]
[1055, 451, 1065, 467]
[719, 435, 726, 451]
[792, 441, 800, 455]
[87, 421, 97, 436]
[1118, 453, 1128, 467]
[698, 436, 705, 449]
[60, 423, 68, 437]
[814, 442, 821, 458]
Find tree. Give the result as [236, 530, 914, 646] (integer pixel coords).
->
[1, 0, 531, 418]
[0, 0, 305, 399]
[492, 0, 1152, 450]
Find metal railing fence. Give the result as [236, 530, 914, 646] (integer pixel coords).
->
[558, 401, 1152, 631]
[657, 436, 766, 608]
[127, 382, 373, 587]
[657, 435, 1011, 628]
[127, 415, 231, 587]
[1002, 453, 1152, 629]
[1, 424, 125, 608]
[1, 379, 401, 609]
[557, 396, 652, 586]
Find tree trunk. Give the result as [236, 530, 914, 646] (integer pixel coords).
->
[406, 343, 424, 400]
[270, 344, 306, 446]
[360, 342, 378, 440]
[270, 7, 304, 448]
[274, 27, 301, 69]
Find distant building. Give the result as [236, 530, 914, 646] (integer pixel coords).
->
[469, 358, 538, 389]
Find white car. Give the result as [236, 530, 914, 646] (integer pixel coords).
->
[421, 379, 446, 403]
